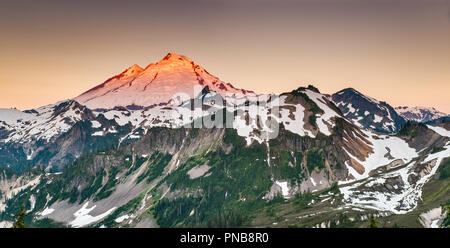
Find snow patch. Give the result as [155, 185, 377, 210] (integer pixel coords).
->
[275, 181, 290, 199]
[115, 214, 130, 223]
[427, 125, 450, 138]
[70, 202, 116, 228]
[40, 207, 55, 216]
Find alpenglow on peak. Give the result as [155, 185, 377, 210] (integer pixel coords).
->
[74, 53, 254, 110]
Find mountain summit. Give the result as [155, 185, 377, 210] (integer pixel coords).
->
[331, 88, 405, 133]
[74, 53, 253, 109]
[395, 106, 448, 123]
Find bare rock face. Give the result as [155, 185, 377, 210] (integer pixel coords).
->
[368, 159, 405, 176]
[299, 170, 331, 193]
[187, 165, 211, 179]
[408, 159, 438, 185]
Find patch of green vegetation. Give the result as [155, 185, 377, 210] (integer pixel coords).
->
[163, 154, 207, 190]
[68, 186, 79, 204]
[274, 151, 303, 185]
[322, 182, 339, 195]
[305, 148, 325, 172]
[94, 167, 120, 201]
[136, 151, 172, 184]
[124, 155, 147, 176]
[430, 146, 445, 154]
[330, 213, 357, 228]
[30, 218, 68, 228]
[269, 194, 287, 205]
[396, 121, 426, 138]
[33, 150, 58, 169]
[205, 209, 249, 228]
[328, 153, 342, 169]
[423, 179, 450, 205]
[153, 197, 201, 227]
[309, 115, 318, 128]
[292, 191, 313, 209]
[33, 184, 50, 211]
[1, 193, 31, 221]
[438, 157, 450, 180]
[442, 216, 450, 227]
[223, 127, 246, 147]
[0, 166, 16, 179]
[79, 172, 104, 203]
[122, 155, 133, 170]
[439, 202, 450, 227]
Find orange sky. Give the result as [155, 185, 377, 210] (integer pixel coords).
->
[0, 0, 449, 113]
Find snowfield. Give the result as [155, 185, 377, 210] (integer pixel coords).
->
[340, 137, 449, 214]
[40, 207, 55, 216]
[305, 89, 340, 136]
[69, 202, 116, 228]
[0, 101, 84, 144]
[342, 130, 418, 181]
[427, 125, 450, 138]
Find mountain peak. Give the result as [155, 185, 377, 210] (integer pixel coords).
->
[141, 53, 197, 72]
[161, 52, 192, 62]
[332, 87, 404, 133]
[75, 53, 253, 109]
[129, 64, 143, 71]
[306, 85, 320, 93]
[122, 64, 144, 77]
[339, 87, 359, 94]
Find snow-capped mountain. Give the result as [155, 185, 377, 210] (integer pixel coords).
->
[74, 53, 254, 110]
[0, 100, 135, 171]
[331, 88, 406, 133]
[1, 83, 448, 228]
[0, 53, 449, 228]
[395, 106, 448, 123]
[0, 101, 88, 144]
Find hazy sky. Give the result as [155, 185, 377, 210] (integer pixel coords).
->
[0, 0, 449, 112]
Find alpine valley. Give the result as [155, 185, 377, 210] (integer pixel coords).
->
[0, 53, 449, 228]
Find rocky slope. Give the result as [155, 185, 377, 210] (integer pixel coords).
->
[332, 88, 405, 133]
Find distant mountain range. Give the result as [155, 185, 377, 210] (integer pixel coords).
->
[395, 106, 448, 123]
[0, 53, 448, 228]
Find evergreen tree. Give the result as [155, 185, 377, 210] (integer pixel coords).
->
[367, 213, 379, 228]
[12, 204, 27, 228]
[442, 205, 450, 227]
